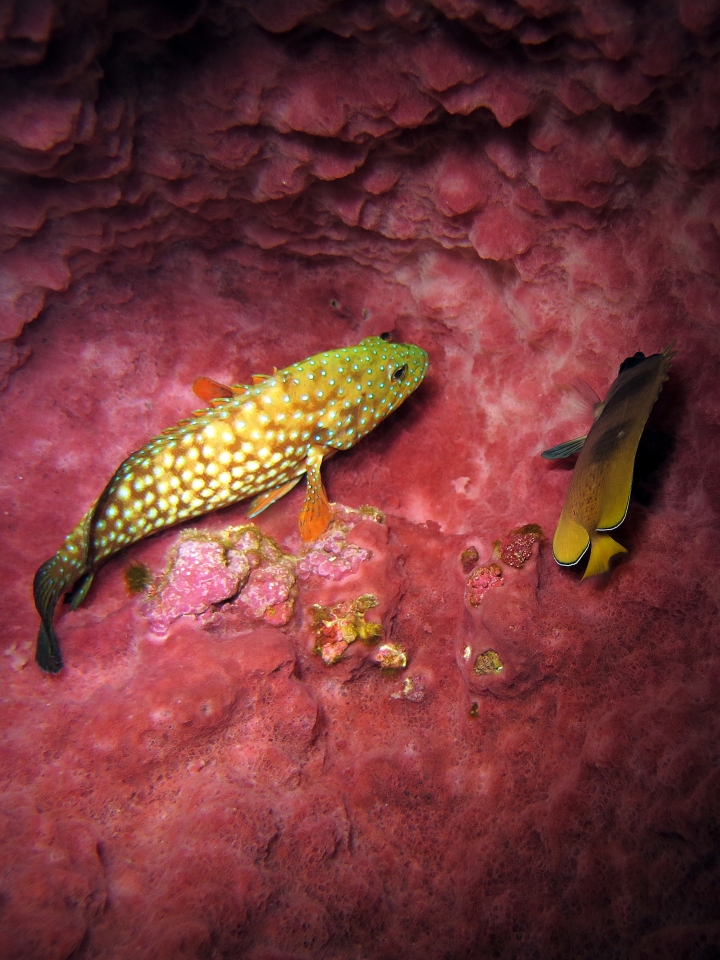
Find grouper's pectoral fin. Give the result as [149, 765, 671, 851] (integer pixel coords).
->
[246, 477, 303, 519]
[298, 444, 332, 542]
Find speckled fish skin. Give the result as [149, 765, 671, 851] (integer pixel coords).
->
[34, 335, 429, 672]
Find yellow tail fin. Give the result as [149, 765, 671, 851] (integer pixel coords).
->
[582, 533, 627, 579]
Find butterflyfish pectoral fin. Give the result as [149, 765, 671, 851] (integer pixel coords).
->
[298, 445, 332, 541]
[542, 436, 588, 460]
[246, 477, 303, 518]
[192, 377, 235, 403]
[552, 516, 590, 567]
[582, 533, 627, 579]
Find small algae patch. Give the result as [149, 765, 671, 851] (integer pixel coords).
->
[373, 643, 407, 670]
[124, 560, 154, 595]
[308, 594, 383, 665]
[465, 563, 504, 606]
[460, 546, 479, 574]
[141, 525, 297, 633]
[494, 524, 543, 569]
[391, 675, 426, 703]
[474, 649, 504, 675]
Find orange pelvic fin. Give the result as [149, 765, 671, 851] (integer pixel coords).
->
[298, 445, 332, 541]
[247, 477, 303, 518]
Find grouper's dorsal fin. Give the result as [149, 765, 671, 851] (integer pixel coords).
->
[541, 436, 587, 460]
[251, 367, 278, 384]
[193, 377, 236, 403]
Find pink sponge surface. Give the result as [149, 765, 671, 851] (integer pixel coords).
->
[1, 2, 720, 958]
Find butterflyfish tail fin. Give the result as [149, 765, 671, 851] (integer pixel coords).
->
[582, 533, 627, 580]
[542, 436, 588, 460]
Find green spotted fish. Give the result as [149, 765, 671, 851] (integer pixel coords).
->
[34, 334, 429, 672]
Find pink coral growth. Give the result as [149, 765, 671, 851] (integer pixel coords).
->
[464, 524, 543, 606]
[297, 505, 380, 581]
[465, 563, 504, 607]
[495, 523, 543, 569]
[235, 559, 296, 625]
[141, 526, 296, 633]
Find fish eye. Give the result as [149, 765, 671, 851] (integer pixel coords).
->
[391, 365, 407, 382]
[380, 332, 392, 341]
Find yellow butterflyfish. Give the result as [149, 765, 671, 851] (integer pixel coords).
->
[543, 345, 674, 579]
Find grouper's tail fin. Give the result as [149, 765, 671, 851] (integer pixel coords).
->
[34, 512, 94, 673]
[34, 556, 73, 672]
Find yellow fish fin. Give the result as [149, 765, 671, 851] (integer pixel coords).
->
[246, 477, 303, 518]
[298, 445, 332, 541]
[582, 533, 627, 579]
[553, 515, 590, 566]
[596, 457, 634, 531]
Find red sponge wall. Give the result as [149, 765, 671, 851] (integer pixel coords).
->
[1, 1, 720, 958]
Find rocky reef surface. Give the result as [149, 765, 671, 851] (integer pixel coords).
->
[1, 1, 720, 958]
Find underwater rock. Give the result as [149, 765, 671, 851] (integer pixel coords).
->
[296, 507, 377, 582]
[142, 526, 296, 632]
[2, 2, 720, 959]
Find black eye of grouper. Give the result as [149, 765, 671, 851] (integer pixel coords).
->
[391, 365, 407, 382]
[380, 331, 392, 341]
